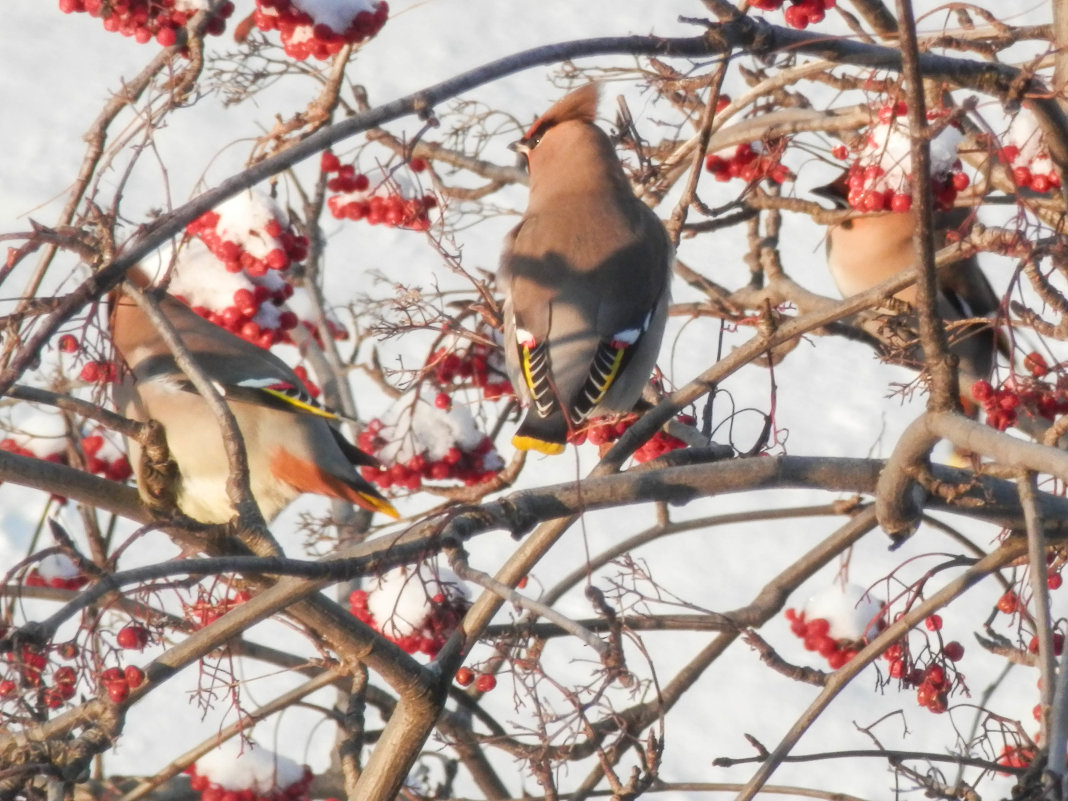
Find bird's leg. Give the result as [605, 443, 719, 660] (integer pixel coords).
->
[136, 418, 180, 513]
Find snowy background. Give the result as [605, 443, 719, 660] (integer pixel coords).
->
[1, 1, 1063, 799]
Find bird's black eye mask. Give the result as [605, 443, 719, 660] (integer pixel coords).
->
[509, 120, 554, 163]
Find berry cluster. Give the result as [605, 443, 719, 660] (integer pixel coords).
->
[911, 662, 955, 714]
[1000, 146, 1061, 193]
[24, 554, 88, 591]
[0, 433, 131, 483]
[179, 283, 300, 351]
[57, 0, 233, 45]
[749, 0, 835, 30]
[0, 646, 50, 696]
[838, 163, 968, 213]
[997, 743, 1036, 773]
[0, 642, 114, 710]
[178, 193, 350, 352]
[55, 332, 121, 385]
[81, 434, 134, 482]
[705, 141, 792, 185]
[100, 664, 146, 703]
[837, 103, 968, 212]
[79, 360, 119, 383]
[322, 153, 437, 231]
[253, 0, 388, 61]
[454, 666, 497, 692]
[428, 341, 513, 403]
[348, 586, 468, 657]
[187, 210, 308, 278]
[784, 609, 860, 669]
[1000, 109, 1061, 194]
[971, 358, 1068, 432]
[357, 415, 503, 491]
[117, 624, 150, 650]
[186, 761, 314, 801]
[184, 589, 252, 628]
[574, 414, 690, 463]
[878, 619, 965, 716]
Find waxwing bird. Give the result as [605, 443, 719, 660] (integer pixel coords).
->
[499, 84, 673, 454]
[814, 172, 1002, 390]
[110, 272, 397, 524]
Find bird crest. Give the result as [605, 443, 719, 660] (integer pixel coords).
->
[523, 83, 600, 141]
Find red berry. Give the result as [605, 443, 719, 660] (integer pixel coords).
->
[997, 591, 1019, 614]
[924, 614, 942, 631]
[943, 641, 964, 661]
[321, 152, 341, 173]
[474, 674, 497, 692]
[58, 334, 79, 353]
[116, 625, 149, 650]
[81, 435, 104, 456]
[1024, 351, 1049, 377]
[1048, 572, 1063, 590]
[106, 681, 130, 703]
[434, 392, 451, 410]
[156, 26, 177, 46]
[53, 666, 77, 685]
[455, 667, 474, 686]
[124, 665, 145, 688]
[889, 193, 911, 213]
[862, 190, 886, 212]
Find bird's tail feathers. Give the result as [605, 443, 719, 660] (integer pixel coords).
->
[512, 413, 567, 455]
[269, 450, 398, 518]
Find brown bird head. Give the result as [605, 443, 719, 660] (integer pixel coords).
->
[510, 84, 629, 199]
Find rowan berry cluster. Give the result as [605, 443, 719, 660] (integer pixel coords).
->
[57, 0, 233, 46]
[182, 590, 252, 628]
[972, 353, 1068, 431]
[749, 0, 836, 29]
[357, 417, 501, 490]
[428, 341, 513, 402]
[705, 141, 792, 185]
[253, 0, 388, 61]
[100, 663, 146, 703]
[454, 666, 497, 692]
[835, 103, 968, 212]
[575, 414, 690, 463]
[185, 762, 314, 801]
[878, 621, 966, 716]
[0, 434, 132, 483]
[322, 153, 438, 231]
[999, 109, 1061, 193]
[784, 608, 860, 669]
[348, 586, 468, 657]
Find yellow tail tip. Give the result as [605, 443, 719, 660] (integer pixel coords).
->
[512, 435, 565, 455]
[362, 493, 400, 519]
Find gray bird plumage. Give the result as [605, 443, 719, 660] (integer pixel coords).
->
[110, 270, 396, 523]
[499, 84, 673, 454]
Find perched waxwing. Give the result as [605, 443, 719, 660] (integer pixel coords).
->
[499, 84, 673, 454]
[814, 172, 1001, 390]
[109, 269, 397, 523]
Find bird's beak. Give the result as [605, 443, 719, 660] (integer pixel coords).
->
[510, 139, 530, 172]
[811, 178, 850, 210]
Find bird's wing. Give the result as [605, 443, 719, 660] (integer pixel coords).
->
[503, 199, 671, 425]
